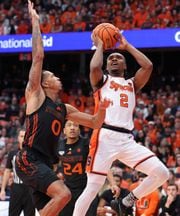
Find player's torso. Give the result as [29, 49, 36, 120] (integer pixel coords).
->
[59, 137, 89, 187]
[96, 75, 136, 130]
[23, 97, 66, 162]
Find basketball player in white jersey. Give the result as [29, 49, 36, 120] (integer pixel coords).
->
[72, 32, 169, 216]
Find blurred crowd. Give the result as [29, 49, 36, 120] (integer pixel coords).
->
[0, 0, 179, 35]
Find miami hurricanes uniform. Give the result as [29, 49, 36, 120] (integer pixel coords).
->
[58, 137, 89, 216]
[15, 97, 67, 210]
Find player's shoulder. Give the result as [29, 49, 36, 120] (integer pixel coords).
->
[7, 149, 18, 159]
[79, 136, 89, 145]
[59, 138, 66, 148]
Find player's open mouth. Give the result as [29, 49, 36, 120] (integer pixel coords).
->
[112, 62, 118, 66]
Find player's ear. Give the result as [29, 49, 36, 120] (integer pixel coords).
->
[123, 59, 127, 70]
[41, 79, 49, 88]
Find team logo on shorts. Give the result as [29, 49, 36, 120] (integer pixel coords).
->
[58, 151, 65, 156]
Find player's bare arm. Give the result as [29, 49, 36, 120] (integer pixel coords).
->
[26, 0, 45, 114]
[118, 33, 153, 92]
[0, 168, 11, 200]
[90, 33, 104, 91]
[65, 99, 110, 129]
[107, 169, 120, 199]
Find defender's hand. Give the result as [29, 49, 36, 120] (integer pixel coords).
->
[28, 0, 39, 21]
[99, 98, 111, 110]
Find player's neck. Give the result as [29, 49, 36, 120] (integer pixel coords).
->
[45, 91, 59, 102]
[66, 137, 79, 145]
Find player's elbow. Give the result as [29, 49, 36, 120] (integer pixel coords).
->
[92, 118, 104, 129]
[33, 52, 44, 63]
[145, 61, 153, 73]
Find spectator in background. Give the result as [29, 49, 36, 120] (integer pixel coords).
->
[63, 17, 74, 32]
[130, 173, 160, 216]
[8, 19, 17, 34]
[132, 6, 148, 28]
[141, 15, 154, 29]
[159, 183, 180, 216]
[52, 17, 63, 33]
[0, 100, 9, 126]
[0, 127, 35, 216]
[16, 20, 29, 34]
[97, 174, 132, 216]
[174, 153, 180, 193]
[40, 16, 52, 33]
[6, 95, 20, 121]
[73, 15, 86, 32]
[0, 127, 8, 148]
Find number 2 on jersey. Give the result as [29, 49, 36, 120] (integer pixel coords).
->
[120, 93, 128, 107]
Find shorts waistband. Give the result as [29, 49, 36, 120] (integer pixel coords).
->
[102, 123, 133, 134]
[21, 147, 53, 168]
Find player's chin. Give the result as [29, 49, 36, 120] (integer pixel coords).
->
[110, 68, 120, 73]
[111, 66, 119, 70]
[58, 83, 63, 90]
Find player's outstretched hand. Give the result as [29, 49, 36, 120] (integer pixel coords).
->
[99, 98, 111, 110]
[28, 0, 39, 21]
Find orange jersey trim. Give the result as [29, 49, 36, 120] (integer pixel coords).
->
[86, 129, 107, 175]
[28, 113, 38, 148]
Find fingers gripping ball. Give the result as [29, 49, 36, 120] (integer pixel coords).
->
[93, 23, 120, 50]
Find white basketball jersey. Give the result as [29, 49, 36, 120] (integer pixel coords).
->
[97, 74, 136, 130]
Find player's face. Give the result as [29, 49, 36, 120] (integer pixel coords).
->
[42, 71, 62, 91]
[49, 72, 62, 90]
[64, 120, 80, 139]
[18, 130, 25, 149]
[106, 53, 126, 76]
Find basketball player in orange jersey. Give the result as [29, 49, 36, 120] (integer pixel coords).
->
[72, 31, 169, 216]
[15, 2, 110, 216]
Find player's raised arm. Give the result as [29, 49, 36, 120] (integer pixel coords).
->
[90, 32, 104, 91]
[26, 0, 44, 93]
[118, 33, 153, 92]
[65, 98, 110, 129]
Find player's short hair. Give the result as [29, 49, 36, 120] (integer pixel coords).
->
[113, 174, 122, 181]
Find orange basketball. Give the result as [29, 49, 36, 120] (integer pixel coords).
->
[93, 23, 120, 50]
